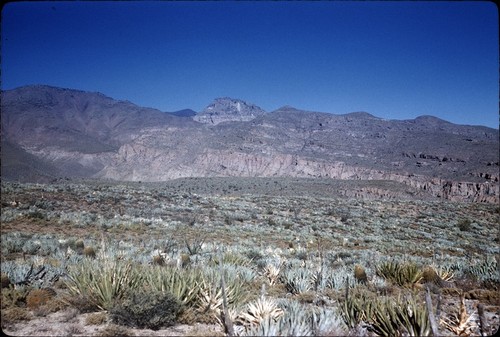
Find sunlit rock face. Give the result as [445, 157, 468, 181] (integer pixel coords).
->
[193, 97, 267, 125]
[2, 85, 498, 203]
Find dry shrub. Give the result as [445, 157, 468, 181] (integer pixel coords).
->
[354, 265, 368, 284]
[1, 286, 29, 309]
[422, 266, 440, 285]
[296, 291, 316, 303]
[26, 288, 56, 309]
[1, 307, 32, 324]
[74, 239, 85, 250]
[1, 273, 11, 289]
[62, 293, 100, 313]
[43, 297, 69, 313]
[177, 307, 198, 325]
[152, 254, 165, 266]
[83, 246, 97, 258]
[110, 291, 181, 330]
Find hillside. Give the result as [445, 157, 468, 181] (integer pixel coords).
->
[1, 85, 498, 202]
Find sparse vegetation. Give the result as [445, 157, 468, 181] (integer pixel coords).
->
[1, 179, 499, 336]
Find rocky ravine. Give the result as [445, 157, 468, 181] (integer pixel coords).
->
[1, 85, 498, 203]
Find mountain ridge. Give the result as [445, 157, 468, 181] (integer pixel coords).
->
[1, 85, 498, 202]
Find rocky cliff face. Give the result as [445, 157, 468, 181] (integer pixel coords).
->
[193, 97, 267, 124]
[2, 85, 498, 203]
[99, 144, 498, 203]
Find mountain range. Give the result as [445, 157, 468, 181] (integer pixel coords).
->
[1, 85, 498, 202]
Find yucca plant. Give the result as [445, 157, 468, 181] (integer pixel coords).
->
[197, 274, 247, 315]
[312, 307, 346, 336]
[339, 289, 372, 329]
[394, 295, 431, 337]
[340, 287, 431, 336]
[65, 259, 143, 310]
[376, 260, 423, 287]
[144, 266, 201, 308]
[368, 295, 431, 337]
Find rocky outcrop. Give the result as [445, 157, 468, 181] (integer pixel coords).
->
[193, 97, 267, 125]
[98, 145, 499, 203]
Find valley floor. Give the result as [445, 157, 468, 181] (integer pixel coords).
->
[1, 178, 499, 336]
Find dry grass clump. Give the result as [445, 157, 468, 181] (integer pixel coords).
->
[62, 293, 101, 313]
[1, 306, 32, 325]
[1, 286, 29, 309]
[85, 312, 109, 325]
[296, 291, 316, 304]
[98, 324, 135, 337]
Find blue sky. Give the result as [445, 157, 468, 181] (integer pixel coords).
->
[1, 1, 498, 128]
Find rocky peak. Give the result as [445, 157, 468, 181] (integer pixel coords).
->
[193, 97, 267, 125]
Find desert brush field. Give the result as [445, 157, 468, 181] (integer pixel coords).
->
[1, 178, 499, 336]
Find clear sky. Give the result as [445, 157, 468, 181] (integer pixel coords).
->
[1, 1, 498, 128]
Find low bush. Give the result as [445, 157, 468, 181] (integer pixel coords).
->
[26, 288, 56, 309]
[110, 291, 181, 330]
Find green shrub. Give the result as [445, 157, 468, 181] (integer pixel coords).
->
[110, 291, 181, 330]
[457, 219, 472, 232]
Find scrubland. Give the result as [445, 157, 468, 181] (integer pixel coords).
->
[1, 179, 499, 336]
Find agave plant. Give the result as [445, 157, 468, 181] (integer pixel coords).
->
[312, 307, 346, 336]
[239, 299, 314, 336]
[237, 296, 284, 326]
[281, 268, 312, 294]
[262, 260, 283, 286]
